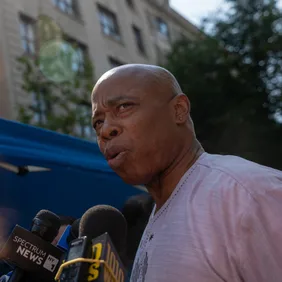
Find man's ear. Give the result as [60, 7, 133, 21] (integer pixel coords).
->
[173, 94, 190, 124]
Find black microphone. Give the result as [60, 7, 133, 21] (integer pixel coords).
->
[121, 194, 154, 266]
[30, 210, 61, 242]
[0, 210, 62, 282]
[55, 205, 127, 282]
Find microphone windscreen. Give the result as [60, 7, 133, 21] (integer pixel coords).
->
[121, 194, 154, 264]
[34, 210, 61, 229]
[79, 205, 127, 254]
[32, 209, 61, 242]
[122, 194, 154, 226]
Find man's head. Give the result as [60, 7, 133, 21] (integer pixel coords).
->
[91, 64, 195, 185]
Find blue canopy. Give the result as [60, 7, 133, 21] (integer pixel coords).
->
[0, 118, 144, 230]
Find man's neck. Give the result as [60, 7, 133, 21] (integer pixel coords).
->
[146, 139, 204, 212]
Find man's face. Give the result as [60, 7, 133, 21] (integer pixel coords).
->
[92, 75, 178, 185]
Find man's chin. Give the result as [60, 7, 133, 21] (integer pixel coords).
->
[121, 176, 145, 186]
[115, 172, 146, 186]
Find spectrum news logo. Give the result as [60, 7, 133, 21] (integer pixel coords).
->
[14, 236, 59, 273]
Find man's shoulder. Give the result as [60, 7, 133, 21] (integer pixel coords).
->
[197, 152, 282, 195]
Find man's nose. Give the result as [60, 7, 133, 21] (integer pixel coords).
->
[100, 120, 121, 140]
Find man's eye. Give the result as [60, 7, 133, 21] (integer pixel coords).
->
[118, 103, 134, 111]
[93, 120, 103, 129]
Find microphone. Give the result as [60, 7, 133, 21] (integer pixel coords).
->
[121, 194, 154, 266]
[55, 205, 127, 282]
[0, 210, 63, 282]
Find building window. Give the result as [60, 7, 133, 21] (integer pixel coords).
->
[108, 57, 124, 69]
[155, 17, 169, 39]
[132, 25, 145, 55]
[97, 5, 121, 41]
[66, 39, 87, 73]
[19, 15, 35, 55]
[74, 105, 96, 141]
[31, 92, 47, 124]
[125, 0, 134, 9]
[57, 36, 87, 74]
[74, 45, 86, 72]
[52, 0, 79, 16]
[38, 39, 87, 83]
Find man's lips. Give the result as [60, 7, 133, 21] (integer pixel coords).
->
[108, 152, 128, 168]
[104, 146, 129, 168]
[107, 151, 123, 160]
[104, 146, 128, 161]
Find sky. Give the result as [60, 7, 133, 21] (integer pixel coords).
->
[170, 0, 282, 26]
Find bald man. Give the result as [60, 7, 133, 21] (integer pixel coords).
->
[91, 64, 282, 282]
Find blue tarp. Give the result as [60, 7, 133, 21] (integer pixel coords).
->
[0, 118, 143, 230]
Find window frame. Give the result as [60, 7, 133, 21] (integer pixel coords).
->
[97, 4, 121, 41]
[132, 25, 146, 55]
[74, 104, 96, 140]
[19, 14, 36, 56]
[64, 36, 88, 74]
[52, 0, 80, 17]
[31, 91, 49, 125]
[108, 56, 124, 69]
[155, 16, 169, 40]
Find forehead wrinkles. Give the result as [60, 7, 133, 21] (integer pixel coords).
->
[92, 68, 175, 111]
[93, 76, 149, 105]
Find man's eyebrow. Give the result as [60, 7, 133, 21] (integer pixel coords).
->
[106, 95, 140, 106]
[92, 95, 140, 120]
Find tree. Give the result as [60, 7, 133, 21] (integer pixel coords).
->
[165, 0, 282, 168]
[17, 39, 96, 141]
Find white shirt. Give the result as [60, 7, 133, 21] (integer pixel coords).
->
[130, 152, 282, 282]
